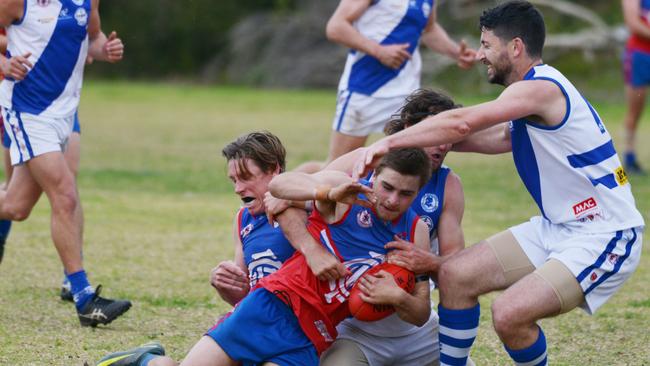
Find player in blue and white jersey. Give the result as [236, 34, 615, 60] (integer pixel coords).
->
[318, 0, 477, 168]
[356, 2, 644, 365]
[319, 89, 469, 366]
[0, 0, 129, 327]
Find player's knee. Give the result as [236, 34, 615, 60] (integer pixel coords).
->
[438, 257, 471, 293]
[51, 188, 79, 215]
[3, 203, 32, 221]
[491, 297, 519, 338]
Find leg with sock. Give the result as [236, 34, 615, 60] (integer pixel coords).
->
[623, 85, 647, 174]
[491, 272, 563, 366]
[505, 326, 547, 366]
[438, 304, 480, 366]
[436, 241, 516, 366]
[0, 219, 10, 263]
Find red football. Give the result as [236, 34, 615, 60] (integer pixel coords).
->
[348, 262, 415, 322]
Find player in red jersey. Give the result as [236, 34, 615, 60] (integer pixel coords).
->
[180, 148, 435, 366]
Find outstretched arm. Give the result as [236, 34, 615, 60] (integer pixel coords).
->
[354, 79, 567, 178]
[420, 5, 476, 69]
[87, 0, 123, 63]
[269, 170, 373, 221]
[327, 0, 411, 69]
[451, 122, 511, 154]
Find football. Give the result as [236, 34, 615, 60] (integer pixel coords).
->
[348, 262, 415, 322]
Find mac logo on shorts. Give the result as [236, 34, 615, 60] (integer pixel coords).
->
[357, 209, 373, 228]
[72, 0, 85, 6]
[421, 193, 438, 213]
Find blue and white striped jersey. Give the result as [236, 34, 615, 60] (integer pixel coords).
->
[337, 0, 434, 98]
[510, 64, 644, 232]
[0, 0, 91, 118]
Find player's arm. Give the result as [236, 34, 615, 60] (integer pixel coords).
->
[358, 221, 432, 326]
[269, 170, 373, 222]
[451, 122, 511, 154]
[327, 0, 410, 69]
[87, 0, 123, 63]
[420, 4, 476, 69]
[354, 79, 565, 177]
[623, 0, 650, 39]
[274, 207, 348, 281]
[323, 147, 365, 175]
[0, 0, 21, 28]
[432, 172, 465, 275]
[0, 0, 32, 81]
[0, 32, 6, 55]
[210, 213, 250, 306]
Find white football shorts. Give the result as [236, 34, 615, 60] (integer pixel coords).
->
[2, 106, 74, 165]
[510, 216, 643, 314]
[332, 90, 406, 137]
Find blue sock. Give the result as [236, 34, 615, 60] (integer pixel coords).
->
[0, 219, 11, 243]
[625, 152, 636, 166]
[505, 326, 547, 366]
[138, 353, 158, 366]
[438, 303, 480, 366]
[66, 270, 95, 310]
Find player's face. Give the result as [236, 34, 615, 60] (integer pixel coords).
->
[424, 144, 451, 171]
[372, 168, 420, 221]
[478, 29, 512, 86]
[227, 158, 277, 216]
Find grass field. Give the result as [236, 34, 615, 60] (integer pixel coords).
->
[0, 81, 648, 365]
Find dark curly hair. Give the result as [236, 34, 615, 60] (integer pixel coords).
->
[383, 89, 461, 136]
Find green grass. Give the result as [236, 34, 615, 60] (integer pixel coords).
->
[0, 81, 649, 365]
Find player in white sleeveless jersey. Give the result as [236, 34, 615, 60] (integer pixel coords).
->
[355, 2, 644, 365]
[0, 0, 130, 327]
[295, 0, 476, 173]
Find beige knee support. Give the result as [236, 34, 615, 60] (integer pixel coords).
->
[534, 259, 585, 314]
[486, 230, 536, 285]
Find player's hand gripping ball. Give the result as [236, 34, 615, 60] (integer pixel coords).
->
[348, 262, 415, 321]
